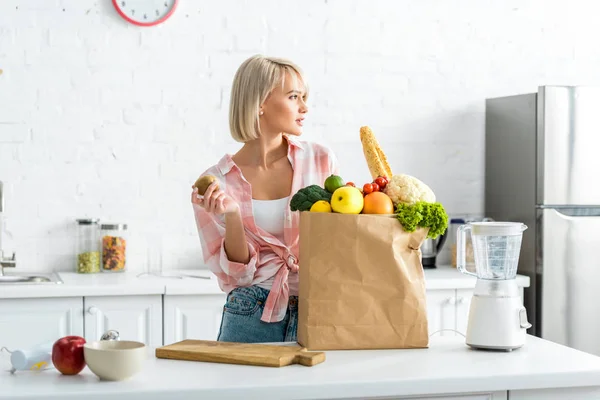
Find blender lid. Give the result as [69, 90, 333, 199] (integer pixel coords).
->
[470, 221, 527, 236]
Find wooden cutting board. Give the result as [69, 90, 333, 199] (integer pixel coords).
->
[155, 340, 326, 367]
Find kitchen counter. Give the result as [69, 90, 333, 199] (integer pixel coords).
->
[0, 270, 220, 299]
[0, 265, 530, 299]
[1, 335, 598, 400]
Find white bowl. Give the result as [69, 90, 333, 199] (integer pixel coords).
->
[84, 340, 146, 381]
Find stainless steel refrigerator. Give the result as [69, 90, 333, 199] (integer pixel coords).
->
[485, 86, 600, 355]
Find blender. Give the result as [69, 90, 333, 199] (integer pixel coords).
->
[457, 221, 532, 351]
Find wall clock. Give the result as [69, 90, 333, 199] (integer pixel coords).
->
[112, 0, 178, 27]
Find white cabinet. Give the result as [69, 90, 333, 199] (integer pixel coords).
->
[84, 295, 162, 347]
[387, 392, 507, 399]
[426, 289, 474, 337]
[426, 290, 457, 337]
[163, 294, 226, 345]
[0, 297, 83, 350]
[0, 280, 527, 351]
[435, 394, 505, 400]
[510, 387, 600, 399]
[455, 289, 473, 337]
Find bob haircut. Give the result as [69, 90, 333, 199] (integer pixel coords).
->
[229, 55, 308, 143]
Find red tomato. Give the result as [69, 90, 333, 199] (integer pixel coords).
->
[371, 182, 380, 192]
[363, 183, 374, 194]
[375, 177, 387, 189]
[345, 182, 356, 187]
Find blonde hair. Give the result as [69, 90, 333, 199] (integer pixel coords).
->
[229, 55, 308, 142]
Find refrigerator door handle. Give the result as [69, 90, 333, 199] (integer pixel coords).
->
[538, 206, 600, 218]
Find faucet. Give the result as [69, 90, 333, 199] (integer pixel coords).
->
[0, 251, 16, 276]
[0, 181, 16, 276]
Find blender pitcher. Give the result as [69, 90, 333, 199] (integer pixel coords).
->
[457, 222, 526, 280]
[456, 221, 532, 351]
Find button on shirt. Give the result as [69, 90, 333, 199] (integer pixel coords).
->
[193, 136, 339, 323]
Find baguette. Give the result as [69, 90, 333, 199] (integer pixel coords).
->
[359, 126, 393, 179]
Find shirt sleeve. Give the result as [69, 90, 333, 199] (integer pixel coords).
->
[329, 148, 340, 176]
[193, 203, 258, 286]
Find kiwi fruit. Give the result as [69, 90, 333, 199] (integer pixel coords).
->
[194, 175, 218, 195]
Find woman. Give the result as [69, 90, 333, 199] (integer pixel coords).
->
[191, 55, 339, 343]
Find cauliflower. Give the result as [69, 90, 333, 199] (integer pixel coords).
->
[384, 174, 436, 206]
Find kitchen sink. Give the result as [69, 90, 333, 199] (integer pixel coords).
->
[0, 272, 63, 285]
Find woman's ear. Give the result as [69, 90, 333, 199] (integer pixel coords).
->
[260, 91, 273, 115]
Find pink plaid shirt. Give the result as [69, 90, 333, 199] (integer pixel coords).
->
[193, 136, 339, 323]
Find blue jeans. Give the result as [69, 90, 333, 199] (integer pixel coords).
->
[217, 286, 298, 343]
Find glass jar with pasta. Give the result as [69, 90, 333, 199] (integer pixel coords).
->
[100, 223, 128, 273]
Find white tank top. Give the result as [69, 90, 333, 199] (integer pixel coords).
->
[251, 197, 289, 240]
[252, 196, 299, 295]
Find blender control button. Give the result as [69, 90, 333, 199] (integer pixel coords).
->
[519, 308, 532, 329]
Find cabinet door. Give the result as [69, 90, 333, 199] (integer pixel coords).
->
[0, 297, 83, 350]
[510, 386, 600, 399]
[164, 294, 226, 345]
[362, 390, 507, 399]
[426, 290, 457, 337]
[84, 295, 162, 347]
[456, 289, 474, 337]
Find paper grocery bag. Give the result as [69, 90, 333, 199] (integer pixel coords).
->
[298, 212, 429, 350]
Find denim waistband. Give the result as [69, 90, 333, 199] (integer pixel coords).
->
[230, 285, 298, 307]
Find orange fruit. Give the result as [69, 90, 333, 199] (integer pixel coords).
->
[362, 192, 394, 214]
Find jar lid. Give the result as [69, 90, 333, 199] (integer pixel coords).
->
[76, 218, 100, 225]
[100, 223, 128, 230]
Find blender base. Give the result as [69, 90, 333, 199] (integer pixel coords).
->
[466, 343, 524, 352]
[465, 291, 530, 351]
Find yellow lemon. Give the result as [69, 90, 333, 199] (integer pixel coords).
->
[310, 200, 332, 213]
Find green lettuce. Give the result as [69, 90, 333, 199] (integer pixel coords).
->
[395, 201, 449, 239]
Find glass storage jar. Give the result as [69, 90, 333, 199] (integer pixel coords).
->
[100, 223, 128, 273]
[76, 218, 101, 274]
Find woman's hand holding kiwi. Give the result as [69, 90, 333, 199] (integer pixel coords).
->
[194, 175, 218, 196]
[191, 175, 240, 215]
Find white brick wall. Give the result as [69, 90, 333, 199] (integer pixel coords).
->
[1, 0, 599, 273]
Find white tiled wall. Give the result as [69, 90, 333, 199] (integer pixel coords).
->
[1, 0, 599, 272]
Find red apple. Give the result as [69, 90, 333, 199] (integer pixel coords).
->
[52, 336, 87, 375]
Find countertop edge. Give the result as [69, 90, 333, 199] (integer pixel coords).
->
[10, 363, 600, 400]
[2, 336, 600, 400]
[0, 267, 531, 299]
